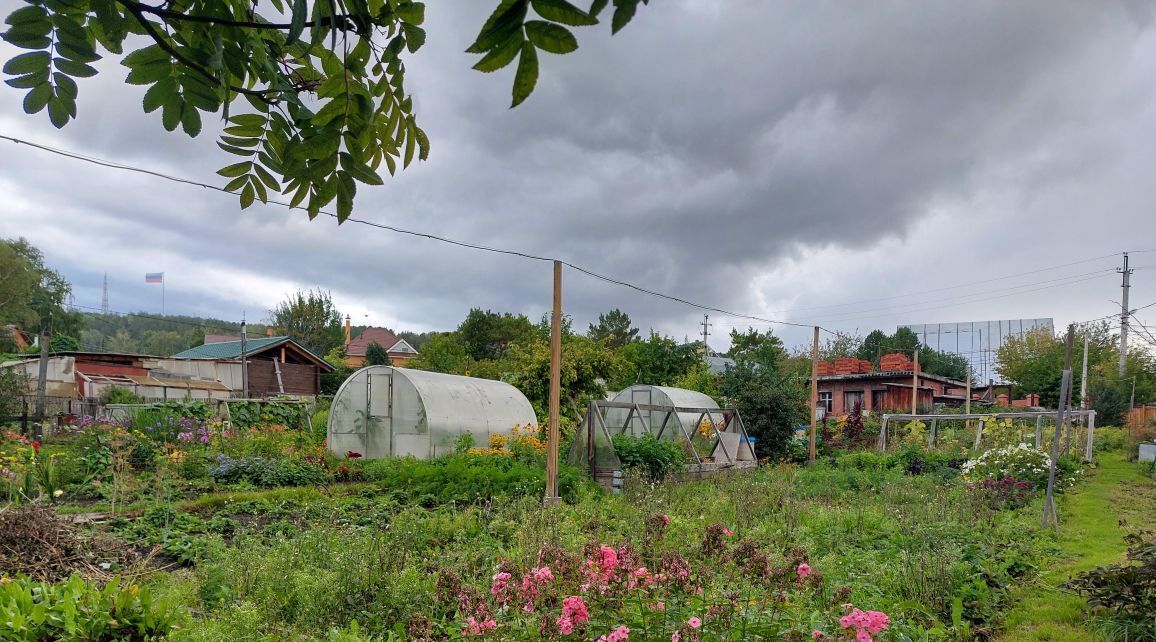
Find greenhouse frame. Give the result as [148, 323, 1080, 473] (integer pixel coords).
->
[327, 366, 537, 460]
[569, 385, 756, 479]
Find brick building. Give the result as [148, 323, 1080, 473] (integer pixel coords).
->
[815, 355, 969, 416]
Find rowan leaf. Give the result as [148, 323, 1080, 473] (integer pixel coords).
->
[3, 51, 49, 75]
[524, 21, 578, 54]
[511, 42, 538, 107]
[531, 0, 598, 26]
[472, 32, 523, 72]
[22, 82, 52, 114]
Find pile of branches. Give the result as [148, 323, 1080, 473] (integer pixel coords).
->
[0, 504, 141, 582]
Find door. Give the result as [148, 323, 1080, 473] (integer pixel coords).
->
[630, 387, 652, 436]
[366, 371, 393, 458]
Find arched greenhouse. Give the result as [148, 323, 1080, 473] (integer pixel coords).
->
[604, 385, 722, 438]
[327, 366, 537, 460]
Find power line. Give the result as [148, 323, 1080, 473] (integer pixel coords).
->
[2, 133, 819, 331]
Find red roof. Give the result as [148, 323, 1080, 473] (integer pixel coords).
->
[204, 334, 241, 344]
[347, 327, 401, 356]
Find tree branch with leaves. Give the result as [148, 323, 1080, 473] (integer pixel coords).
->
[2, 0, 649, 220]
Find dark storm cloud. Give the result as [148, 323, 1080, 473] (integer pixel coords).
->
[1, 0, 1154, 344]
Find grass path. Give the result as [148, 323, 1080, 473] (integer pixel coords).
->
[998, 451, 1155, 642]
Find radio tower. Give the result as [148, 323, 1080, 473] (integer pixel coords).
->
[101, 273, 109, 315]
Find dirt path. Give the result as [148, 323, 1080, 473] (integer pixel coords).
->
[998, 451, 1155, 642]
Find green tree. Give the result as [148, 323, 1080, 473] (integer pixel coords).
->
[1, 0, 650, 218]
[504, 334, 624, 419]
[364, 340, 391, 366]
[856, 329, 889, 364]
[0, 238, 80, 337]
[612, 332, 699, 390]
[407, 332, 472, 374]
[588, 308, 638, 348]
[719, 362, 806, 460]
[727, 327, 786, 372]
[457, 308, 534, 361]
[320, 345, 354, 394]
[269, 289, 344, 356]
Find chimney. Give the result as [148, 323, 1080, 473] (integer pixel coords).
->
[344, 315, 351, 347]
[267, 327, 273, 337]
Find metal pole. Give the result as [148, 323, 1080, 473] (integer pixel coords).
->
[1085, 411, 1095, 462]
[544, 260, 563, 505]
[809, 326, 819, 463]
[1079, 333, 1089, 410]
[1043, 324, 1076, 530]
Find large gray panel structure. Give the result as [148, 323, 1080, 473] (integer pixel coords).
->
[898, 319, 1054, 383]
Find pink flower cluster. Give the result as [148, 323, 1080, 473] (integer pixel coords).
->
[839, 608, 891, 642]
[462, 616, 497, 636]
[598, 625, 630, 642]
[556, 595, 589, 635]
[796, 563, 811, 580]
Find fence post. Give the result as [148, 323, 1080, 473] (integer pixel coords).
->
[878, 416, 888, 453]
[1084, 411, 1096, 462]
[1034, 415, 1043, 448]
[929, 418, 938, 449]
[973, 419, 985, 451]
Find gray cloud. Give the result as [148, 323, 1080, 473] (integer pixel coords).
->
[1, 0, 1155, 352]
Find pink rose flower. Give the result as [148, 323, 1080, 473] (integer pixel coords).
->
[688, 617, 702, 629]
[797, 563, 811, 580]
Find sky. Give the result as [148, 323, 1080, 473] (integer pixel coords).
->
[2, 0, 1156, 357]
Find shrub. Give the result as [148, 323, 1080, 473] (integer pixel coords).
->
[98, 386, 143, 405]
[1066, 531, 1156, 635]
[967, 476, 1035, 510]
[0, 574, 176, 640]
[360, 454, 586, 504]
[610, 434, 686, 479]
[962, 443, 1075, 488]
[209, 455, 331, 487]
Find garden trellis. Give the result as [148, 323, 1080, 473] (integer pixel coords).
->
[878, 410, 1097, 462]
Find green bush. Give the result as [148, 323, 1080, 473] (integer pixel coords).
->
[360, 453, 586, 504]
[610, 433, 687, 479]
[209, 455, 332, 487]
[0, 574, 176, 641]
[1066, 531, 1156, 639]
[99, 386, 143, 405]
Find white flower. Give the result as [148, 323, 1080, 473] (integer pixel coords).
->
[52, 489, 63, 497]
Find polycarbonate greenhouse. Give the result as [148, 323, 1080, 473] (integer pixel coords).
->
[327, 366, 538, 460]
[604, 385, 721, 437]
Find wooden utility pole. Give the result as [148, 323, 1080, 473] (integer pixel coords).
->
[911, 350, 919, 415]
[965, 369, 972, 415]
[33, 316, 51, 440]
[544, 261, 563, 506]
[1042, 324, 1075, 530]
[808, 326, 819, 463]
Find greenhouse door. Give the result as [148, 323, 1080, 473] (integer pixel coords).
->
[367, 371, 394, 458]
[630, 388, 652, 437]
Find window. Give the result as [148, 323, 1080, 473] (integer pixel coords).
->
[818, 392, 833, 415]
[844, 391, 864, 414]
[871, 390, 887, 412]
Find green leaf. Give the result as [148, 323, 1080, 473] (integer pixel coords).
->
[335, 171, 355, 222]
[5, 69, 48, 88]
[524, 21, 578, 54]
[253, 163, 281, 190]
[310, 98, 346, 127]
[588, 0, 609, 17]
[161, 96, 182, 132]
[46, 96, 69, 127]
[223, 174, 249, 192]
[22, 83, 52, 114]
[6, 5, 49, 26]
[142, 77, 175, 113]
[510, 42, 538, 107]
[611, 0, 637, 34]
[531, 0, 598, 26]
[125, 62, 171, 85]
[288, 0, 306, 45]
[2, 32, 51, 50]
[217, 142, 254, 156]
[339, 152, 383, 185]
[472, 32, 523, 72]
[240, 181, 256, 209]
[122, 44, 170, 68]
[229, 114, 267, 128]
[53, 58, 97, 78]
[3, 51, 50, 75]
[403, 120, 416, 168]
[53, 72, 77, 99]
[250, 173, 268, 203]
[56, 42, 101, 64]
[468, 0, 527, 54]
[217, 161, 252, 178]
[415, 126, 430, 161]
[402, 23, 425, 53]
[396, 2, 426, 24]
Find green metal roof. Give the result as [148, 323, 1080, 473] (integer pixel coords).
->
[172, 336, 291, 360]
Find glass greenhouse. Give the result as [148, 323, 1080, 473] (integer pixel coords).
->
[604, 385, 721, 437]
[327, 366, 537, 460]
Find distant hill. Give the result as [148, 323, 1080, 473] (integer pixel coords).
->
[78, 312, 270, 357]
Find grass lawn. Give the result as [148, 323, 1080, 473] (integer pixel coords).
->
[998, 451, 1156, 642]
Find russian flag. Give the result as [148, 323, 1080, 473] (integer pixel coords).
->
[145, 272, 164, 284]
